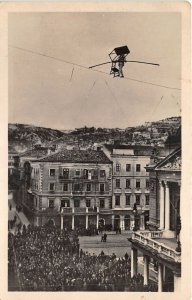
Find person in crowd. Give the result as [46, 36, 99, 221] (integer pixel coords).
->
[8, 225, 157, 292]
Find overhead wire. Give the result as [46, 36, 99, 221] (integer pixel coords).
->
[9, 45, 181, 91]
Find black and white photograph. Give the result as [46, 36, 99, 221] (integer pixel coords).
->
[1, 2, 190, 297]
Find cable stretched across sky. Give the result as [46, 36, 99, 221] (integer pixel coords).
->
[9, 45, 181, 91]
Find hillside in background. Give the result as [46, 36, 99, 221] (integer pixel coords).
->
[8, 117, 181, 152]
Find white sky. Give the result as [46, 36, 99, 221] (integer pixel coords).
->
[8, 12, 181, 130]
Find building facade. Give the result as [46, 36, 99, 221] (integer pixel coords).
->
[21, 149, 112, 229]
[129, 147, 181, 292]
[103, 145, 153, 231]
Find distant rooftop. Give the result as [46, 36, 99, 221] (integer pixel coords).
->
[19, 148, 48, 158]
[104, 144, 153, 155]
[34, 149, 112, 164]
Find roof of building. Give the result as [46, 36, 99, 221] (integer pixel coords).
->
[155, 147, 181, 171]
[19, 148, 48, 158]
[103, 144, 154, 155]
[34, 149, 112, 164]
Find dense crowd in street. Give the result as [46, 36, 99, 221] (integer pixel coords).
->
[8, 225, 157, 291]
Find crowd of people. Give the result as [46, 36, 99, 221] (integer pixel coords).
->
[8, 224, 157, 292]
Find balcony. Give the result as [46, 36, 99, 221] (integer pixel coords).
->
[61, 207, 72, 214]
[59, 175, 70, 181]
[131, 231, 181, 263]
[49, 190, 55, 194]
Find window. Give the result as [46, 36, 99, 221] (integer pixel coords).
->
[116, 179, 120, 188]
[86, 183, 91, 192]
[136, 195, 140, 205]
[73, 183, 82, 191]
[136, 180, 140, 188]
[115, 195, 120, 206]
[50, 169, 55, 177]
[86, 199, 91, 207]
[61, 199, 70, 207]
[146, 195, 150, 205]
[100, 170, 106, 178]
[136, 164, 141, 172]
[100, 199, 105, 208]
[146, 180, 150, 189]
[49, 183, 55, 191]
[63, 168, 69, 179]
[63, 183, 68, 192]
[126, 195, 130, 206]
[126, 179, 131, 189]
[75, 169, 81, 177]
[100, 183, 105, 192]
[74, 199, 80, 207]
[116, 163, 121, 172]
[126, 164, 131, 172]
[49, 199, 54, 208]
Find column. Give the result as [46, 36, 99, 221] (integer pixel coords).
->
[165, 182, 170, 230]
[159, 181, 165, 229]
[174, 273, 181, 292]
[140, 214, 145, 230]
[86, 215, 88, 230]
[158, 263, 163, 292]
[120, 215, 125, 230]
[96, 213, 99, 229]
[131, 248, 138, 277]
[72, 215, 74, 230]
[143, 255, 149, 285]
[36, 216, 39, 227]
[61, 215, 63, 230]
[112, 215, 115, 231]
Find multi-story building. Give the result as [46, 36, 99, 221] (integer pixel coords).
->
[22, 149, 112, 229]
[129, 135, 181, 292]
[102, 144, 153, 231]
[8, 148, 18, 176]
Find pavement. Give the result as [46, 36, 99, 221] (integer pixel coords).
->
[79, 232, 158, 283]
[79, 232, 133, 257]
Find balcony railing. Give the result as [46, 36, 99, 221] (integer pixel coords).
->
[131, 232, 181, 263]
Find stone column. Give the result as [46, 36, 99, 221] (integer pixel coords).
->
[96, 212, 99, 229]
[165, 182, 170, 230]
[143, 255, 149, 285]
[61, 214, 63, 230]
[174, 273, 181, 292]
[120, 215, 125, 230]
[72, 216, 75, 230]
[158, 263, 163, 292]
[112, 215, 115, 231]
[159, 181, 165, 229]
[86, 214, 89, 230]
[140, 214, 145, 230]
[131, 248, 138, 277]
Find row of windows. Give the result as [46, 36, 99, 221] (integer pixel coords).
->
[115, 163, 142, 172]
[48, 199, 107, 209]
[50, 168, 106, 178]
[49, 182, 106, 192]
[115, 195, 149, 206]
[32, 168, 40, 177]
[115, 179, 149, 189]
